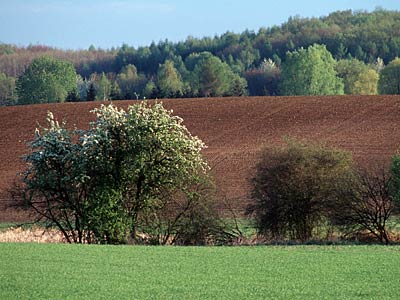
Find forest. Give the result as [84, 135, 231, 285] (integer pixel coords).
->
[1, 8, 400, 105]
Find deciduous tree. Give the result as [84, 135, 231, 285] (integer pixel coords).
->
[95, 72, 111, 101]
[116, 64, 146, 99]
[336, 58, 378, 95]
[378, 58, 400, 94]
[280, 44, 343, 95]
[20, 103, 212, 244]
[16, 56, 77, 104]
[156, 60, 184, 98]
[330, 169, 395, 244]
[0, 72, 16, 104]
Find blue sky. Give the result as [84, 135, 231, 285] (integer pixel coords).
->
[0, 0, 399, 50]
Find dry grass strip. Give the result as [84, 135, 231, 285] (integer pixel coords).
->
[0, 226, 66, 243]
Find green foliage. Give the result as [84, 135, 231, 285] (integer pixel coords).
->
[95, 72, 111, 101]
[280, 44, 344, 95]
[86, 189, 131, 244]
[352, 69, 379, 95]
[0, 72, 16, 105]
[336, 59, 378, 95]
[116, 64, 147, 99]
[21, 113, 88, 242]
[248, 139, 354, 241]
[2, 244, 400, 300]
[3, 10, 400, 102]
[21, 103, 212, 244]
[228, 75, 248, 96]
[378, 58, 400, 94]
[142, 80, 157, 99]
[2, 10, 400, 101]
[191, 53, 245, 97]
[16, 56, 77, 104]
[192, 53, 228, 96]
[109, 81, 122, 100]
[156, 59, 184, 98]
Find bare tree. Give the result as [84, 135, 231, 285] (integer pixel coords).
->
[330, 169, 396, 244]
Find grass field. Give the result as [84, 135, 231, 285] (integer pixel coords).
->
[1, 244, 400, 299]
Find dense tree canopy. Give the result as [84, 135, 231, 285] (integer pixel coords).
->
[191, 53, 247, 97]
[16, 56, 77, 104]
[0, 72, 16, 104]
[192, 54, 230, 97]
[156, 60, 184, 98]
[2, 9, 400, 104]
[336, 59, 378, 95]
[116, 64, 147, 99]
[378, 58, 400, 95]
[280, 44, 343, 95]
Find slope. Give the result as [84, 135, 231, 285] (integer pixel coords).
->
[1, 95, 400, 221]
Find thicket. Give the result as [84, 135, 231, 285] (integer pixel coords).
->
[248, 140, 400, 244]
[1, 9, 400, 105]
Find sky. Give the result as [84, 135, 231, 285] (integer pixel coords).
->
[0, 0, 399, 50]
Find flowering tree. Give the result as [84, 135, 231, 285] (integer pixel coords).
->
[21, 102, 210, 244]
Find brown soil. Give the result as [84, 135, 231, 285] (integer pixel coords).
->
[1, 95, 400, 221]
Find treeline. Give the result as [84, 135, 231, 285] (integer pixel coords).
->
[1, 8, 400, 105]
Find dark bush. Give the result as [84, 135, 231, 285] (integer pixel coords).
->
[247, 139, 355, 242]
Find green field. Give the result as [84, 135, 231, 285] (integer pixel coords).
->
[1, 244, 399, 299]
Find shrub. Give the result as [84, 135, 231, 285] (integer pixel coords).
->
[139, 176, 229, 245]
[329, 168, 396, 244]
[247, 139, 354, 242]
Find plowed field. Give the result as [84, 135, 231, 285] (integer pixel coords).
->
[1, 95, 400, 221]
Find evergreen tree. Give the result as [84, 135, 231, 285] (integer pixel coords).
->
[87, 83, 96, 101]
[192, 54, 231, 97]
[66, 89, 80, 102]
[143, 80, 157, 99]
